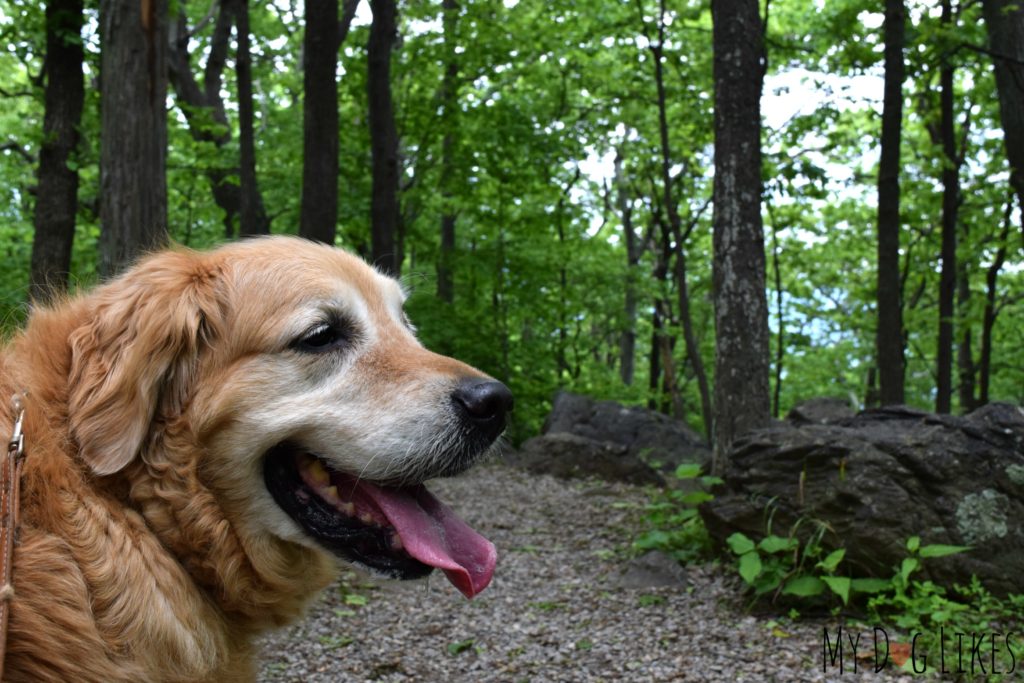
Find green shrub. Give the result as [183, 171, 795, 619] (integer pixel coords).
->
[632, 463, 719, 563]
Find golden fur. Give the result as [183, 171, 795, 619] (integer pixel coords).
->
[0, 237, 490, 681]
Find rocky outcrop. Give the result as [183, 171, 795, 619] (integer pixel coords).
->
[701, 403, 1024, 595]
[505, 392, 711, 486]
[785, 397, 856, 425]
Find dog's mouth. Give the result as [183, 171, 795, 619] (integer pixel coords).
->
[263, 444, 496, 599]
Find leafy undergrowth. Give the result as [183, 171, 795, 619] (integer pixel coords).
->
[632, 463, 719, 564]
[635, 465, 1024, 679]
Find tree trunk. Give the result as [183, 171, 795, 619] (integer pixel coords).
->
[436, 0, 459, 303]
[982, 0, 1024, 226]
[935, 0, 959, 414]
[770, 215, 784, 418]
[98, 0, 169, 277]
[711, 0, 770, 470]
[657, 302, 685, 420]
[979, 199, 1013, 405]
[643, 0, 712, 434]
[299, 0, 349, 243]
[674, 243, 713, 440]
[647, 309, 662, 411]
[956, 228, 975, 411]
[30, 0, 85, 304]
[367, 0, 401, 276]
[167, 2, 240, 238]
[615, 153, 639, 387]
[876, 0, 906, 406]
[233, 0, 270, 236]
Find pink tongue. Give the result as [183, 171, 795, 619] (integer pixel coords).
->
[358, 482, 497, 599]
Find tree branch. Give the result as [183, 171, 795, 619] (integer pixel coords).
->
[0, 141, 35, 163]
[338, 0, 360, 49]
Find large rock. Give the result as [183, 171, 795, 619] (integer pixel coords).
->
[785, 396, 856, 425]
[506, 392, 711, 486]
[701, 403, 1024, 595]
[509, 433, 666, 486]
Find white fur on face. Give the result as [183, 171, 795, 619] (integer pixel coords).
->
[190, 253, 483, 547]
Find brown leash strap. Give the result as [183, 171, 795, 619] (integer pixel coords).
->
[0, 398, 25, 680]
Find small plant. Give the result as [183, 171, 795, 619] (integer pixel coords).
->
[529, 600, 565, 612]
[446, 639, 475, 656]
[861, 540, 1024, 676]
[318, 635, 354, 650]
[726, 529, 969, 610]
[633, 463, 719, 563]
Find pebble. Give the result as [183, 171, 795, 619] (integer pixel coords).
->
[257, 464, 912, 682]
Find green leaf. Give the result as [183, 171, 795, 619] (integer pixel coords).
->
[447, 639, 475, 656]
[344, 593, 368, 606]
[900, 557, 920, 582]
[919, 544, 971, 558]
[822, 576, 851, 604]
[738, 552, 763, 584]
[758, 535, 797, 554]
[634, 530, 671, 550]
[674, 463, 702, 479]
[782, 575, 826, 597]
[816, 549, 846, 573]
[638, 594, 666, 606]
[727, 532, 756, 556]
[318, 635, 353, 650]
[680, 491, 714, 506]
[851, 578, 891, 594]
[906, 536, 920, 553]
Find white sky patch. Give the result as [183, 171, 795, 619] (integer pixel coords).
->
[778, 226, 829, 246]
[579, 146, 616, 186]
[762, 68, 883, 201]
[352, 0, 373, 26]
[858, 11, 884, 30]
[762, 67, 884, 130]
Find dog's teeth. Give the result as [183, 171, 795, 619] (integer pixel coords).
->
[307, 459, 330, 485]
[359, 512, 375, 526]
[324, 485, 338, 501]
[390, 534, 403, 551]
[339, 502, 355, 516]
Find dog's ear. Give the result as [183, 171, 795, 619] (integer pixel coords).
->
[68, 249, 221, 475]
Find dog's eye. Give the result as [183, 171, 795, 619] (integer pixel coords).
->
[293, 322, 347, 353]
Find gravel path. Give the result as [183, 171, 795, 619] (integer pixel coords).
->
[257, 464, 910, 682]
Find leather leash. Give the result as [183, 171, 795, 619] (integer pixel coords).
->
[0, 396, 26, 680]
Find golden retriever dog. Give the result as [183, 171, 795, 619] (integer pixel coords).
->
[0, 237, 510, 682]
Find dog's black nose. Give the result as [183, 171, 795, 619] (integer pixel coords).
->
[452, 379, 514, 432]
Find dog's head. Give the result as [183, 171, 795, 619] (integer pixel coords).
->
[66, 237, 509, 601]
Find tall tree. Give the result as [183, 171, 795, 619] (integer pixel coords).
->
[640, 0, 713, 436]
[232, 0, 270, 236]
[167, 1, 241, 237]
[436, 0, 459, 303]
[615, 153, 639, 387]
[98, 0, 169, 276]
[876, 0, 907, 406]
[299, 0, 359, 243]
[934, 0, 960, 413]
[710, 0, 770, 468]
[982, 0, 1024, 226]
[30, 0, 84, 303]
[367, 0, 401, 276]
[979, 197, 1014, 405]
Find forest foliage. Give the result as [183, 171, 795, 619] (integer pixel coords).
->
[1, 0, 1022, 442]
